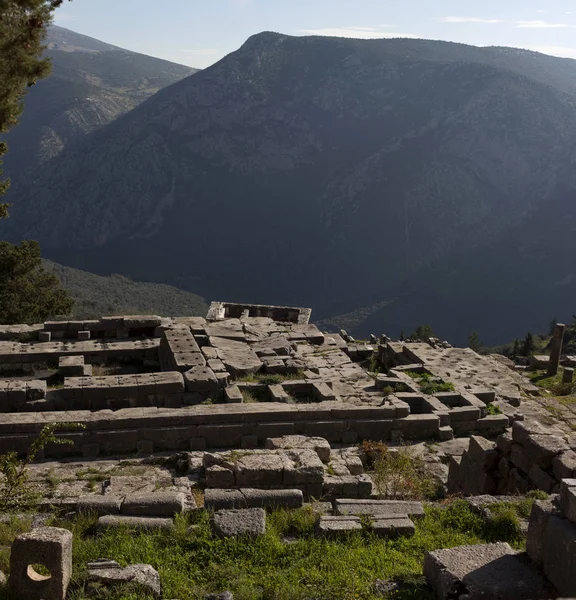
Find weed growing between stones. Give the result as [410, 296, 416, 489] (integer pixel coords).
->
[0, 423, 83, 512]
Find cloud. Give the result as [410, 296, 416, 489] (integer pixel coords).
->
[436, 16, 504, 24]
[529, 45, 576, 59]
[298, 27, 418, 39]
[515, 20, 573, 28]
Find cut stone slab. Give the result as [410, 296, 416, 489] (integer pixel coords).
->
[121, 493, 185, 517]
[212, 508, 266, 538]
[205, 593, 233, 600]
[334, 499, 425, 518]
[265, 435, 331, 463]
[424, 542, 552, 600]
[98, 515, 173, 530]
[204, 488, 303, 511]
[316, 515, 362, 537]
[77, 495, 122, 516]
[87, 561, 161, 598]
[541, 514, 576, 596]
[371, 517, 415, 538]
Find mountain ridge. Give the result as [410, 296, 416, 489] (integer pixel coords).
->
[4, 32, 576, 344]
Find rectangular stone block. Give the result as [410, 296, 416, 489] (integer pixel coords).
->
[121, 492, 185, 517]
[468, 435, 498, 471]
[198, 424, 245, 448]
[541, 515, 576, 596]
[554, 450, 576, 481]
[524, 434, 569, 469]
[526, 499, 559, 567]
[298, 421, 343, 442]
[372, 517, 415, 538]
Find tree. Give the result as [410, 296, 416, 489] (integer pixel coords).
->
[521, 332, 535, 357]
[1, 0, 69, 216]
[409, 324, 435, 342]
[0, 240, 73, 323]
[468, 331, 482, 353]
[511, 338, 520, 360]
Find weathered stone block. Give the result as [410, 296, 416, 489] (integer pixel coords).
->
[316, 515, 362, 538]
[98, 515, 173, 530]
[496, 431, 513, 455]
[512, 421, 559, 445]
[224, 385, 243, 404]
[121, 492, 185, 516]
[371, 517, 415, 538]
[77, 495, 122, 516]
[204, 489, 246, 511]
[510, 444, 530, 475]
[554, 450, 576, 481]
[507, 468, 531, 494]
[206, 465, 236, 488]
[265, 435, 331, 463]
[424, 542, 551, 600]
[528, 464, 556, 494]
[240, 488, 303, 509]
[334, 499, 424, 518]
[541, 514, 576, 596]
[184, 367, 218, 393]
[87, 562, 161, 598]
[10, 527, 73, 600]
[526, 499, 559, 567]
[212, 508, 266, 538]
[241, 434, 258, 450]
[524, 434, 569, 470]
[560, 479, 576, 522]
[468, 435, 499, 471]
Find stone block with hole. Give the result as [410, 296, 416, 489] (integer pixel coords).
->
[9, 526, 73, 600]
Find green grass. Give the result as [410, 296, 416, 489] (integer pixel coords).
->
[0, 501, 529, 600]
[404, 373, 455, 395]
[234, 371, 305, 385]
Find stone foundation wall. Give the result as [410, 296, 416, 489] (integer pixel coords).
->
[448, 421, 576, 496]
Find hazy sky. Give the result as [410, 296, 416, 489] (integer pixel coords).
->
[54, 0, 576, 68]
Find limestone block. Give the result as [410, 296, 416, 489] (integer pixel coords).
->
[315, 515, 362, 537]
[372, 517, 415, 538]
[240, 488, 303, 510]
[554, 451, 576, 481]
[87, 561, 161, 598]
[98, 515, 173, 530]
[424, 542, 551, 600]
[184, 367, 219, 393]
[241, 435, 258, 450]
[345, 455, 364, 475]
[560, 479, 576, 522]
[448, 406, 481, 421]
[77, 495, 123, 516]
[234, 454, 285, 488]
[268, 384, 290, 402]
[77, 331, 91, 341]
[526, 499, 560, 567]
[224, 385, 243, 404]
[265, 435, 331, 463]
[507, 468, 531, 494]
[206, 465, 236, 489]
[475, 414, 509, 433]
[541, 515, 576, 596]
[447, 456, 462, 495]
[212, 508, 266, 538]
[524, 434, 569, 469]
[510, 444, 530, 475]
[439, 426, 454, 441]
[299, 421, 343, 443]
[10, 526, 73, 600]
[121, 492, 185, 516]
[512, 421, 562, 445]
[38, 331, 51, 342]
[26, 380, 46, 401]
[204, 489, 246, 511]
[335, 499, 424, 518]
[529, 464, 556, 493]
[496, 431, 513, 455]
[468, 436, 499, 471]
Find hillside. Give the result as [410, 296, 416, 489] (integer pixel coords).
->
[5, 33, 576, 344]
[1, 26, 196, 178]
[44, 261, 208, 320]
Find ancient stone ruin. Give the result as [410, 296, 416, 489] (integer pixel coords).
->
[0, 301, 575, 598]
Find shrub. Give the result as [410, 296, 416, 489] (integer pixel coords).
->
[0, 422, 83, 512]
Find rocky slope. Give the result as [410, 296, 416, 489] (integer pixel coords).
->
[1, 26, 196, 178]
[4, 33, 576, 343]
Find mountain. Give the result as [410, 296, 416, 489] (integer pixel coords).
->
[44, 261, 208, 320]
[1, 26, 196, 179]
[4, 32, 576, 344]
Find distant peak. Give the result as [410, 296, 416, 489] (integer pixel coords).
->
[240, 31, 289, 51]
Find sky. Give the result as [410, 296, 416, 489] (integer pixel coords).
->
[54, 0, 576, 68]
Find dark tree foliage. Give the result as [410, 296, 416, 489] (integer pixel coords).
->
[468, 331, 482, 353]
[521, 332, 535, 357]
[0, 241, 73, 324]
[409, 324, 435, 342]
[0, 0, 68, 213]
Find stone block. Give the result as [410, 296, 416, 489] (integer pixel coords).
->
[98, 515, 173, 530]
[510, 444, 530, 475]
[524, 434, 569, 469]
[204, 489, 246, 511]
[212, 508, 266, 538]
[424, 542, 551, 600]
[512, 421, 560, 445]
[352, 419, 394, 441]
[234, 454, 284, 487]
[448, 406, 481, 421]
[560, 479, 576, 522]
[206, 465, 236, 488]
[121, 492, 185, 516]
[265, 435, 331, 463]
[345, 456, 364, 475]
[256, 422, 295, 440]
[137, 440, 154, 455]
[190, 437, 207, 451]
[334, 499, 425, 518]
[342, 430, 359, 445]
[198, 424, 244, 448]
[224, 385, 243, 404]
[77, 330, 91, 341]
[77, 495, 123, 516]
[475, 414, 509, 433]
[528, 464, 556, 494]
[10, 527, 73, 600]
[38, 331, 51, 342]
[447, 455, 462, 495]
[468, 435, 499, 471]
[507, 468, 531, 494]
[81, 443, 100, 459]
[371, 517, 415, 538]
[526, 499, 559, 567]
[240, 488, 303, 510]
[541, 515, 576, 596]
[438, 426, 454, 441]
[316, 515, 362, 538]
[496, 432, 513, 455]
[87, 562, 160, 598]
[392, 414, 439, 439]
[299, 421, 343, 443]
[554, 450, 576, 481]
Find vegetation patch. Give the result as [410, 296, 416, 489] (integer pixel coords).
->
[0, 500, 531, 600]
